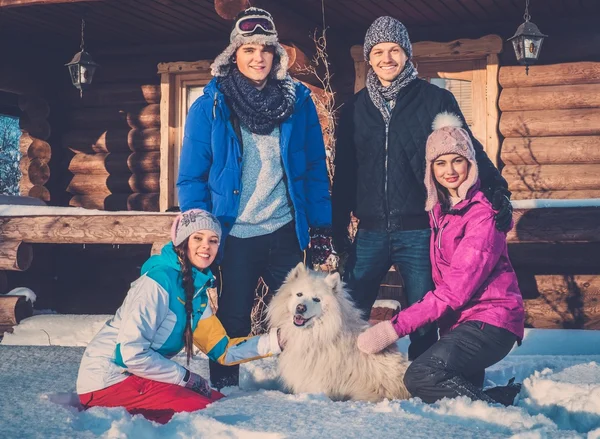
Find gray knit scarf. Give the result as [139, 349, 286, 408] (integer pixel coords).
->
[219, 67, 296, 135]
[366, 61, 418, 123]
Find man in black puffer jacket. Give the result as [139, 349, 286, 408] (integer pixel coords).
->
[332, 16, 512, 361]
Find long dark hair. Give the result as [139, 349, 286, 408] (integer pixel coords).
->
[174, 239, 195, 365]
[434, 179, 452, 212]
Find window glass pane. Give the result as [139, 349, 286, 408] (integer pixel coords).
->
[0, 115, 22, 196]
[187, 86, 205, 112]
[430, 78, 473, 128]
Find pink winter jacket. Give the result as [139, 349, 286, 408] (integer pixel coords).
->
[391, 182, 525, 340]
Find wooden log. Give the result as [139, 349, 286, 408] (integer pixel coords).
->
[509, 242, 600, 271]
[19, 115, 50, 140]
[27, 138, 51, 163]
[214, 0, 249, 19]
[507, 206, 600, 244]
[68, 104, 160, 130]
[0, 240, 33, 271]
[69, 193, 160, 211]
[68, 152, 160, 175]
[499, 62, 600, 88]
[511, 190, 600, 200]
[18, 95, 49, 119]
[503, 164, 600, 192]
[282, 43, 319, 86]
[499, 109, 600, 138]
[71, 84, 161, 108]
[27, 185, 50, 202]
[501, 136, 600, 165]
[19, 131, 32, 155]
[413, 34, 503, 59]
[0, 295, 33, 327]
[0, 214, 176, 244]
[63, 128, 161, 153]
[151, 241, 170, 255]
[20, 157, 49, 186]
[67, 173, 160, 195]
[499, 84, 600, 112]
[518, 274, 600, 329]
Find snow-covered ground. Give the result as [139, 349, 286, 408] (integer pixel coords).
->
[1, 315, 599, 438]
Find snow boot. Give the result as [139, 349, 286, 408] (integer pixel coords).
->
[484, 377, 522, 406]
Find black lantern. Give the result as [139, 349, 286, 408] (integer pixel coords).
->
[65, 18, 99, 97]
[507, 0, 547, 75]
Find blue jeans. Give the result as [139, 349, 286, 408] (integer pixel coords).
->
[344, 227, 438, 360]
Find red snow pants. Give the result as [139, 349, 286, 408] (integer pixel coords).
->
[78, 375, 225, 424]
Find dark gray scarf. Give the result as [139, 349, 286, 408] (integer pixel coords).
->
[366, 61, 418, 123]
[219, 67, 296, 135]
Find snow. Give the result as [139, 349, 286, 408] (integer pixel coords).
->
[0, 204, 174, 216]
[511, 199, 600, 209]
[1, 315, 599, 438]
[5, 287, 37, 304]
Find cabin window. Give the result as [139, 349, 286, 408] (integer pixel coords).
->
[350, 35, 502, 166]
[0, 114, 22, 196]
[157, 61, 212, 211]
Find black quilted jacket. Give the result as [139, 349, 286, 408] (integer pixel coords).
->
[332, 78, 507, 238]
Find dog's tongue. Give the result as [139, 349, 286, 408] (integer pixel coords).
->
[294, 314, 306, 326]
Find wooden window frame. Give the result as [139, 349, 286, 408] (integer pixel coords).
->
[350, 35, 503, 166]
[157, 61, 212, 212]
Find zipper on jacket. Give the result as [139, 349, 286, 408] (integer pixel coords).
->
[384, 121, 390, 230]
[437, 225, 445, 249]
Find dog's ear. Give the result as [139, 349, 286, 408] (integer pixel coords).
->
[286, 262, 307, 281]
[324, 272, 342, 293]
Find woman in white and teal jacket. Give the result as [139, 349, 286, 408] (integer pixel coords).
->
[76, 209, 282, 424]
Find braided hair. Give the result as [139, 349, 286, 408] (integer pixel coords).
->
[174, 239, 195, 365]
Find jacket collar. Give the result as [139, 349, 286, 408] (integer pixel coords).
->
[432, 179, 483, 218]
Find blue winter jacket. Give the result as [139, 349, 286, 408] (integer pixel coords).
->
[177, 77, 331, 252]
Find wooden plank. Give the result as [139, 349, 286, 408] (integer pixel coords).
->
[499, 62, 600, 88]
[471, 59, 487, 149]
[499, 84, 600, 112]
[501, 136, 600, 165]
[511, 190, 600, 200]
[350, 45, 367, 93]
[504, 164, 600, 192]
[486, 54, 500, 167]
[0, 0, 103, 7]
[159, 72, 176, 212]
[499, 108, 600, 138]
[157, 61, 213, 75]
[0, 214, 176, 244]
[507, 206, 600, 244]
[413, 34, 503, 59]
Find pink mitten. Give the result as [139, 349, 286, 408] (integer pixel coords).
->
[357, 320, 399, 354]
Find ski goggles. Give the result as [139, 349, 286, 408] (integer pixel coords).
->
[235, 15, 276, 36]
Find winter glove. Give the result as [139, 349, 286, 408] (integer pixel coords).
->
[490, 187, 513, 232]
[184, 370, 212, 398]
[357, 320, 399, 354]
[309, 227, 334, 266]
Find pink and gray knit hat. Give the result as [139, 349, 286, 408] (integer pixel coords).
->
[171, 209, 222, 247]
[424, 112, 478, 211]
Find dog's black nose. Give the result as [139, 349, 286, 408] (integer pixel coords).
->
[296, 304, 307, 314]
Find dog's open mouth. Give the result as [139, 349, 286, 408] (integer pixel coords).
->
[293, 314, 313, 327]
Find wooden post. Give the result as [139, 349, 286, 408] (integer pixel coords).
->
[350, 45, 367, 93]
[0, 240, 33, 271]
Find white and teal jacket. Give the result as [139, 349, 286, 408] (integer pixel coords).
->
[76, 243, 280, 394]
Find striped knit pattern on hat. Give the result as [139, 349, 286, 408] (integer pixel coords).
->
[424, 112, 478, 212]
[211, 7, 289, 80]
[171, 209, 222, 247]
[363, 16, 413, 60]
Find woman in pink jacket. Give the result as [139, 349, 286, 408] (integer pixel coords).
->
[357, 112, 525, 406]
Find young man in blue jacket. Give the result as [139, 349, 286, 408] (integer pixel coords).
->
[177, 7, 333, 389]
[332, 16, 513, 361]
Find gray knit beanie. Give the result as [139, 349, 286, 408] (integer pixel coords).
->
[364, 16, 413, 60]
[211, 7, 289, 80]
[171, 209, 222, 247]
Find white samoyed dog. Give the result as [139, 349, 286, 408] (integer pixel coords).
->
[267, 262, 410, 402]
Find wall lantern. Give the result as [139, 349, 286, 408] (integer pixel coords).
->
[507, 0, 547, 75]
[65, 18, 99, 97]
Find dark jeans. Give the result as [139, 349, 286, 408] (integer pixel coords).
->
[343, 227, 438, 360]
[209, 221, 303, 389]
[403, 321, 517, 404]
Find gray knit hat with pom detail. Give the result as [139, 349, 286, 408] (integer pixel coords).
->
[364, 16, 413, 60]
[211, 7, 289, 80]
[171, 209, 222, 247]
